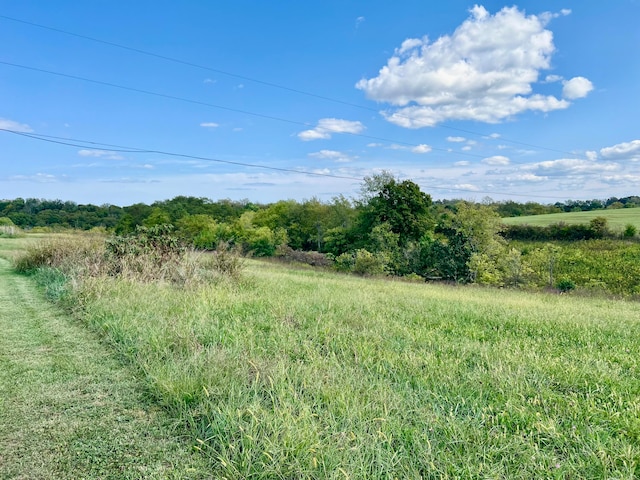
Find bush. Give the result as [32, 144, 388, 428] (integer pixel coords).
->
[200, 241, 245, 279]
[333, 252, 355, 272]
[352, 249, 388, 276]
[623, 224, 637, 239]
[274, 245, 333, 267]
[104, 224, 187, 282]
[556, 277, 576, 293]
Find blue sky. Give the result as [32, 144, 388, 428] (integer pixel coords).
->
[1, 1, 639, 206]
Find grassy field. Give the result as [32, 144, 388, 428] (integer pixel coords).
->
[4, 234, 640, 478]
[501, 207, 640, 231]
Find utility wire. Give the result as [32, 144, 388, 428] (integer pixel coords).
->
[0, 13, 584, 158]
[0, 128, 361, 180]
[0, 59, 495, 161]
[0, 127, 568, 200]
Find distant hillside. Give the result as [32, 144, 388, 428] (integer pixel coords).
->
[502, 208, 640, 231]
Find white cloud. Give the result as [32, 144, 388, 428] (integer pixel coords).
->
[356, 5, 583, 127]
[461, 146, 472, 151]
[200, 122, 219, 128]
[488, 133, 501, 139]
[455, 161, 470, 166]
[600, 140, 640, 161]
[10, 173, 58, 183]
[77, 149, 124, 160]
[483, 155, 510, 165]
[298, 118, 365, 141]
[446, 136, 466, 143]
[585, 150, 598, 161]
[453, 183, 480, 191]
[601, 174, 640, 184]
[544, 74, 563, 83]
[412, 144, 432, 154]
[356, 16, 365, 28]
[506, 173, 547, 182]
[309, 149, 355, 163]
[562, 76, 594, 100]
[525, 158, 618, 174]
[0, 118, 33, 133]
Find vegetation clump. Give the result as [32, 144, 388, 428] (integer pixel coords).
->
[14, 226, 244, 288]
[556, 277, 576, 293]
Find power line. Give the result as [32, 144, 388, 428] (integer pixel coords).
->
[0, 128, 361, 180]
[0, 59, 494, 161]
[0, 13, 584, 159]
[0, 127, 568, 200]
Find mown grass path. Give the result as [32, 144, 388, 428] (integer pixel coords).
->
[0, 258, 210, 479]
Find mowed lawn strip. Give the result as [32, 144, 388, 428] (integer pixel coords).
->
[0, 258, 211, 480]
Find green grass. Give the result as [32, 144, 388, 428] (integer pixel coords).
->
[66, 259, 640, 478]
[0, 255, 211, 479]
[6, 234, 640, 478]
[501, 208, 640, 231]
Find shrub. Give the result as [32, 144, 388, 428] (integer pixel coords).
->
[556, 277, 576, 293]
[333, 252, 355, 272]
[352, 249, 388, 276]
[274, 245, 333, 267]
[623, 224, 637, 239]
[200, 241, 245, 279]
[104, 224, 187, 282]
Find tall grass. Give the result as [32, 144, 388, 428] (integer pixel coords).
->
[13, 235, 640, 477]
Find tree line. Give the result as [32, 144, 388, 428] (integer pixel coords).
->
[1, 176, 638, 286]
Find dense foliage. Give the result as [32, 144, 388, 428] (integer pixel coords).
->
[3, 179, 639, 293]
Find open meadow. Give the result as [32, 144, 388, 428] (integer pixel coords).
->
[501, 208, 640, 232]
[2, 234, 640, 478]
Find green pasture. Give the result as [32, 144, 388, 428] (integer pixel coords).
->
[3, 234, 640, 478]
[501, 207, 640, 231]
[56, 259, 640, 477]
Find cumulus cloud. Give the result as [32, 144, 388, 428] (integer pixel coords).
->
[412, 144, 432, 154]
[600, 140, 640, 161]
[0, 118, 33, 133]
[562, 76, 594, 99]
[309, 149, 356, 163]
[298, 118, 365, 141]
[483, 155, 510, 165]
[77, 149, 124, 160]
[585, 150, 598, 161]
[200, 122, 219, 128]
[355, 5, 590, 127]
[447, 136, 466, 143]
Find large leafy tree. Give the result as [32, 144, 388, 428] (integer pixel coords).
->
[358, 173, 433, 247]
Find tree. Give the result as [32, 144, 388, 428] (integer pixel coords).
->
[358, 173, 432, 247]
[422, 202, 505, 283]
